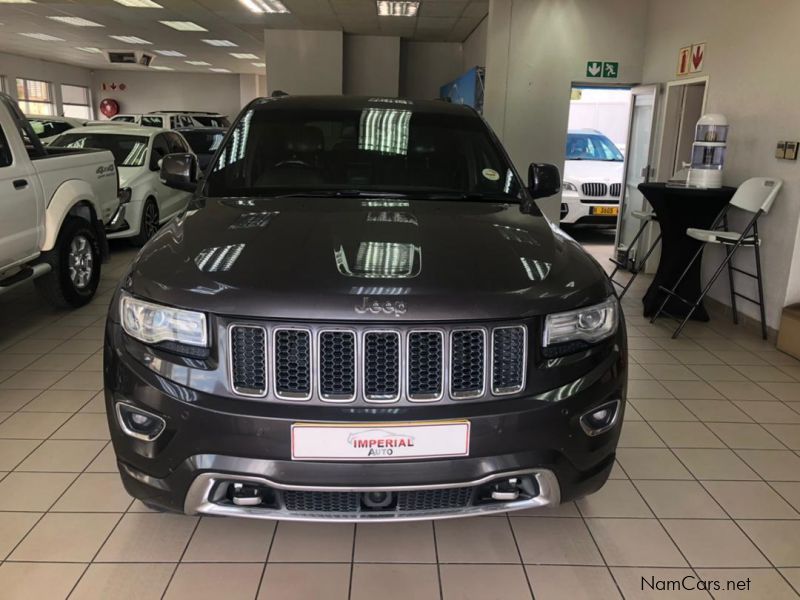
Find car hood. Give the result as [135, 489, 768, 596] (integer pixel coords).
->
[563, 160, 624, 183]
[127, 197, 612, 321]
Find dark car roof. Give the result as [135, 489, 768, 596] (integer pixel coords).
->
[249, 95, 478, 117]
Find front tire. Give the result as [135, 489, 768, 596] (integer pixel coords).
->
[130, 197, 159, 247]
[34, 216, 101, 308]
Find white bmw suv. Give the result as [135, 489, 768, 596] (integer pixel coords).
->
[560, 129, 625, 226]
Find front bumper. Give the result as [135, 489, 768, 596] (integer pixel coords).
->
[560, 193, 620, 225]
[105, 322, 626, 521]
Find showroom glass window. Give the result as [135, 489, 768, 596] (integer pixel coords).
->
[16, 78, 55, 116]
[61, 84, 93, 119]
[205, 105, 522, 200]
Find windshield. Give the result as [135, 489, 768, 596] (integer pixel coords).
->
[140, 116, 164, 127]
[193, 115, 230, 128]
[204, 104, 523, 201]
[28, 119, 74, 138]
[111, 115, 136, 122]
[182, 130, 225, 155]
[566, 133, 623, 161]
[50, 133, 149, 167]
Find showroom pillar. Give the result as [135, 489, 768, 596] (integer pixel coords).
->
[263, 30, 344, 95]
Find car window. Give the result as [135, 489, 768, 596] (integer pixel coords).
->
[182, 130, 225, 155]
[141, 116, 164, 128]
[181, 116, 194, 128]
[194, 115, 230, 128]
[150, 133, 170, 169]
[112, 115, 136, 123]
[205, 105, 524, 201]
[49, 133, 150, 167]
[166, 132, 187, 154]
[566, 133, 623, 161]
[0, 127, 12, 167]
[28, 119, 74, 138]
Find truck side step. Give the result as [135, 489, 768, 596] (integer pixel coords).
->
[0, 263, 52, 295]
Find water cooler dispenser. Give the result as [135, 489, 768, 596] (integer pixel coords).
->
[686, 114, 728, 188]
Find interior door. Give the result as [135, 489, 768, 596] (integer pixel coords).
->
[614, 84, 659, 265]
[0, 126, 40, 269]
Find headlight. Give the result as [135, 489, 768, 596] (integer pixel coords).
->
[543, 296, 618, 347]
[562, 181, 578, 192]
[118, 187, 132, 204]
[120, 292, 208, 347]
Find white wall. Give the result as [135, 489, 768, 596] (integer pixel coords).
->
[239, 74, 267, 108]
[264, 30, 343, 96]
[344, 35, 400, 97]
[642, 0, 800, 330]
[462, 18, 487, 71]
[0, 52, 92, 116]
[484, 0, 648, 220]
[399, 41, 463, 100]
[90, 70, 243, 119]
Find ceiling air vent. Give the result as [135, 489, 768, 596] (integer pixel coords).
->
[106, 51, 156, 66]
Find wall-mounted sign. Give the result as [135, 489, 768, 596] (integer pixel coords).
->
[678, 43, 705, 75]
[101, 82, 127, 91]
[690, 43, 705, 73]
[586, 61, 619, 79]
[677, 46, 691, 75]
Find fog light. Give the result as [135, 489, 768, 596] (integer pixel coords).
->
[580, 399, 621, 436]
[115, 402, 166, 441]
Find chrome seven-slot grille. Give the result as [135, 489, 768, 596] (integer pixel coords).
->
[228, 323, 527, 403]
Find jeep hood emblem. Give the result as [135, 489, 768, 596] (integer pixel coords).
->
[355, 297, 407, 317]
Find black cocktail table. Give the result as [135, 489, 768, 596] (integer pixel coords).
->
[639, 182, 736, 321]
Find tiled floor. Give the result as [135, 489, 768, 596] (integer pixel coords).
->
[1, 240, 800, 599]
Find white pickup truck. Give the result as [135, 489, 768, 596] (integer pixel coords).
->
[0, 93, 121, 308]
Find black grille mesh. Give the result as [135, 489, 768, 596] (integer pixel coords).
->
[396, 487, 473, 512]
[319, 331, 356, 399]
[492, 327, 525, 394]
[610, 183, 622, 197]
[283, 491, 360, 513]
[230, 326, 266, 394]
[407, 331, 443, 399]
[451, 330, 485, 396]
[364, 332, 400, 399]
[274, 329, 311, 397]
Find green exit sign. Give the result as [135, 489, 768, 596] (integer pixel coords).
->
[586, 61, 619, 78]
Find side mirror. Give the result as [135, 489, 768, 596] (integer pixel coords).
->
[527, 163, 561, 199]
[160, 153, 198, 192]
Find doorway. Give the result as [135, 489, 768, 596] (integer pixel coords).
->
[561, 85, 632, 268]
[656, 77, 708, 181]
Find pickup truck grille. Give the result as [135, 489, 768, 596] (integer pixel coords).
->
[227, 323, 527, 403]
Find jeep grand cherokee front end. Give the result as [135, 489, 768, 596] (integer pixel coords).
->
[104, 96, 627, 522]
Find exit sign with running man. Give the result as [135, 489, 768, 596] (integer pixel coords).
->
[586, 61, 619, 79]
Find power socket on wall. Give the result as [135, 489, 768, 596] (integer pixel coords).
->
[776, 141, 798, 160]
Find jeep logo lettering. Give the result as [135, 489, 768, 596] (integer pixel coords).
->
[355, 296, 407, 317]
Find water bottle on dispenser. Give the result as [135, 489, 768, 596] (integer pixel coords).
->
[687, 114, 728, 188]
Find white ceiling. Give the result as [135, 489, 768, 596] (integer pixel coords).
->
[0, 0, 487, 74]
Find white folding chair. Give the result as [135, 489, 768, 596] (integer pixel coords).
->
[651, 177, 783, 339]
[608, 210, 662, 298]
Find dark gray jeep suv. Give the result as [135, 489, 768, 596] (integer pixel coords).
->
[104, 96, 627, 521]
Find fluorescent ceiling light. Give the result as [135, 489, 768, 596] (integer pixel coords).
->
[0, 0, 36, 3]
[230, 52, 258, 59]
[113, 0, 163, 6]
[160, 20, 207, 31]
[154, 49, 185, 56]
[151, 65, 173, 70]
[202, 39, 237, 47]
[210, 68, 231, 73]
[109, 35, 151, 44]
[251, 62, 266, 67]
[185, 60, 211, 66]
[19, 32, 64, 41]
[76, 46, 103, 53]
[239, 0, 289, 14]
[47, 16, 103, 27]
[377, 1, 419, 16]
